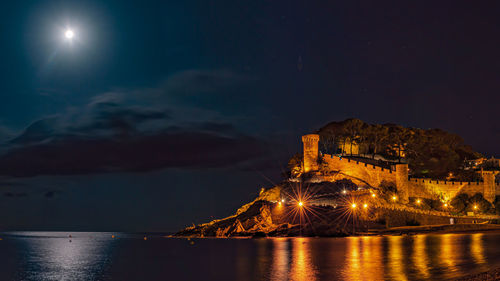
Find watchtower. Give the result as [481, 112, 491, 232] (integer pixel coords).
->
[481, 170, 498, 203]
[302, 134, 320, 173]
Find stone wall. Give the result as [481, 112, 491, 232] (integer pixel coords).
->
[321, 154, 397, 187]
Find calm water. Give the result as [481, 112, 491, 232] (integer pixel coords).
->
[0, 232, 499, 280]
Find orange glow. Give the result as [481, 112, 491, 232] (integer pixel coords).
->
[352, 203, 357, 208]
[388, 236, 406, 280]
[270, 238, 289, 280]
[363, 204, 368, 209]
[413, 235, 429, 278]
[471, 233, 486, 270]
[298, 201, 303, 207]
[371, 193, 376, 198]
[444, 203, 448, 207]
[281, 199, 285, 203]
[392, 196, 397, 201]
[474, 205, 478, 210]
[290, 238, 318, 280]
[342, 189, 347, 194]
[440, 234, 462, 277]
[416, 199, 421, 204]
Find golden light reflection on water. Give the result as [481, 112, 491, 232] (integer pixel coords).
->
[264, 233, 493, 281]
[342, 236, 385, 281]
[270, 238, 289, 281]
[288, 238, 318, 281]
[412, 235, 429, 279]
[388, 236, 408, 281]
[439, 233, 467, 279]
[471, 233, 486, 271]
[346, 237, 360, 277]
[440, 234, 456, 268]
[365, 236, 384, 280]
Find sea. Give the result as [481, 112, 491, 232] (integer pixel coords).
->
[0, 231, 499, 280]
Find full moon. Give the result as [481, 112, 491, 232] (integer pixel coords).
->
[65, 29, 74, 39]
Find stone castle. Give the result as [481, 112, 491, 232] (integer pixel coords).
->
[301, 134, 500, 203]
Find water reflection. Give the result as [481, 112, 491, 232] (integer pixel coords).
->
[470, 233, 486, 272]
[440, 234, 456, 269]
[270, 238, 289, 281]
[288, 238, 317, 281]
[388, 236, 407, 281]
[412, 235, 429, 279]
[364, 236, 384, 280]
[343, 236, 384, 281]
[16, 232, 112, 281]
[264, 232, 495, 281]
[256, 239, 271, 279]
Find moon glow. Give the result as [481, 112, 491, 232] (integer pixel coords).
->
[65, 29, 74, 39]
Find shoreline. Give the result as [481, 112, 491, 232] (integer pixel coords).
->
[171, 223, 500, 238]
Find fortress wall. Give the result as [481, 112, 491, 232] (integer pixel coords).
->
[322, 154, 397, 188]
[407, 178, 487, 201]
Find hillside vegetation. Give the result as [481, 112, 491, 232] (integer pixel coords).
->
[317, 118, 482, 179]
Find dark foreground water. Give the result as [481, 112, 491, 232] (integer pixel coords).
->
[0, 232, 500, 280]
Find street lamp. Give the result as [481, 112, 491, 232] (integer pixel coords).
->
[351, 203, 356, 235]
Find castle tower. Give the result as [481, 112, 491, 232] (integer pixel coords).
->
[302, 134, 320, 173]
[481, 170, 498, 203]
[395, 164, 409, 203]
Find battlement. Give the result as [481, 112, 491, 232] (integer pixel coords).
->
[409, 178, 483, 186]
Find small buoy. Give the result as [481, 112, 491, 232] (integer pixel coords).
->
[143, 236, 147, 241]
[69, 234, 72, 238]
[69, 240, 72, 243]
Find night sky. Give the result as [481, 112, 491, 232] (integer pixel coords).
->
[1, 1, 499, 232]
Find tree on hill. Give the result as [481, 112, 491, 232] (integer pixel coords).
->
[365, 124, 389, 159]
[316, 119, 482, 179]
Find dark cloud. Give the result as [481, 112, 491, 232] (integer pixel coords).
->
[3, 192, 28, 198]
[10, 98, 171, 145]
[44, 190, 62, 198]
[0, 130, 270, 177]
[0, 96, 272, 177]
